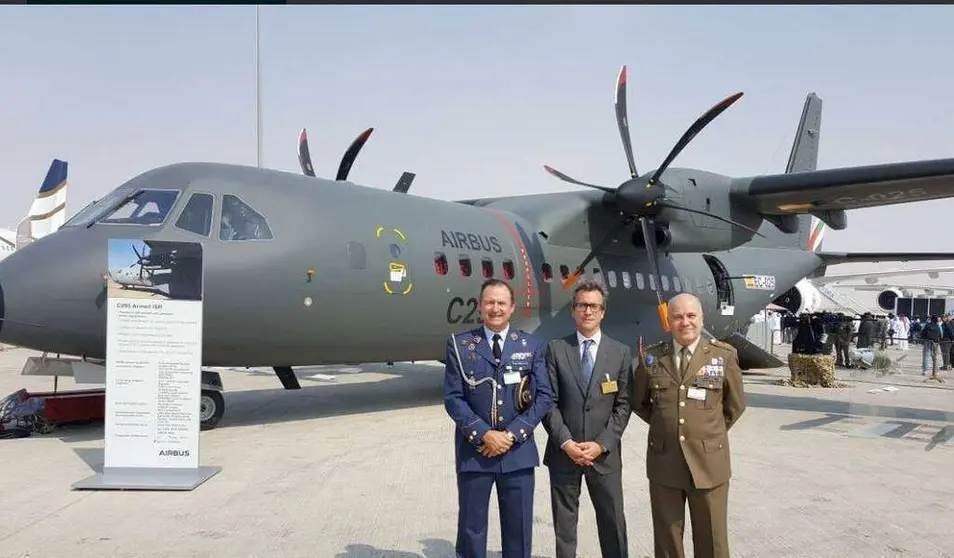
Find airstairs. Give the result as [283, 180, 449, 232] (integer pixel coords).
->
[817, 284, 872, 315]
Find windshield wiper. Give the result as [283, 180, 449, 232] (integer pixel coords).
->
[86, 190, 143, 228]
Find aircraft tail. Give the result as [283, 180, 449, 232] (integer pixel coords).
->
[15, 159, 68, 249]
[747, 93, 824, 254]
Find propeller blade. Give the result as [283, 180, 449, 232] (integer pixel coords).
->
[639, 216, 670, 332]
[335, 127, 374, 181]
[614, 65, 639, 179]
[393, 172, 415, 194]
[657, 201, 766, 238]
[298, 128, 316, 177]
[649, 92, 743, 185]
[561, 216, 634, 289]
[543, 165, 615, 193]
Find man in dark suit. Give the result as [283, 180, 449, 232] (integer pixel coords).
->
[444, 278, 554, 558]
[542, 280, 633, 558]
[632, 292, 746, 558]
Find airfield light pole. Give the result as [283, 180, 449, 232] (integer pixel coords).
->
[255, 5, 263, 168]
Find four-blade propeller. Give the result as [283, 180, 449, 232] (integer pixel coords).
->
[543, 64, 757, 331]
[297, 127, 416, 193]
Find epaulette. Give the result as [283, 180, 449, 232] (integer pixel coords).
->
[710, 339, 736, 351]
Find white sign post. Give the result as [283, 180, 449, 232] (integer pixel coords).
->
[74, 239, 220, 491]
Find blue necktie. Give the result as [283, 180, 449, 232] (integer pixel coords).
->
[582, 339, 595, 385]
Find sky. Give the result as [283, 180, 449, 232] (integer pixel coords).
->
[4, 5, 954, 303]
[107, 238, 145, 272]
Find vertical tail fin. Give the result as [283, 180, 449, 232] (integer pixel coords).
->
[16, 159, 68, 249]
[747, 93, 824, 251]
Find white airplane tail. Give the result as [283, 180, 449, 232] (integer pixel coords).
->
[15, 159, 68, 250]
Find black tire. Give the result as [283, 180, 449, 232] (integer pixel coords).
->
[200, 390, 225, 430]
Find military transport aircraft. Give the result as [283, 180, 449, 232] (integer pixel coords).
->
[3, 65, 954, 429]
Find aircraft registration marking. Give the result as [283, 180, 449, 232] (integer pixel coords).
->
[486, 209, 534, 318]
[832, 187, 928, 206]
[743, 275, 776, 291]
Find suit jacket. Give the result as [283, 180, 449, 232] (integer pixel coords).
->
[541, 332, 633, 475]
[443, 326, 554, 474]
[631, 337, 745, 489]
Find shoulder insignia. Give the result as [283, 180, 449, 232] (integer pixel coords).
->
[648, 341, 670, 355]
[710, 339, 735, 351]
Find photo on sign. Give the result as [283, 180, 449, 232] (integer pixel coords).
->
[106, 239, 203, 301]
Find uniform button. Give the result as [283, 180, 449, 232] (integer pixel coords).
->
[654, 383, 659, 388]
[472, 431, 477, 436]
[497, 416, 504, 422]
[679, 435, 685, 441]
[679, 401, 685, 407]
[679, 418, 685, 424]
[498, 400, 503, 405]
[679, 385, 685, 391]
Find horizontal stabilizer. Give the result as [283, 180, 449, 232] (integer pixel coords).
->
[720, 332, 785, 370]
[817, 252, 954, 266]
[736, 157, 954, 215]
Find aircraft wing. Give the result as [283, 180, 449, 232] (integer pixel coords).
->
[812, 265, 954, 285]
[736, 158, 954, 214]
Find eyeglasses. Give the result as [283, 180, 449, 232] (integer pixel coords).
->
[573, 302, 604, 312]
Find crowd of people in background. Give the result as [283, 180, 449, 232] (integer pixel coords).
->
[761, 309, 951, 376]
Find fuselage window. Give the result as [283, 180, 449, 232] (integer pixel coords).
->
[220, 194, 273, 241]
[635, 273, 645, 290]
[97, 189, 181, 226]
[661, 275, 670, 292]
[621, 271, 632, 289]
[541, 263, 553, 282]
[434, 252, 448, 275]
[348, 242, 367, 269]
[673, 276, 682, 291]
[175, 193, 214, 237]
[481, 258, 494, 278]
[592, 269, 604, 288]
[459, 255, 472, 277]
[502, 259, 515, 280]
[607, 271, 618, 288]
[649, 275, 657, 291]
[559, 265, 570, 280]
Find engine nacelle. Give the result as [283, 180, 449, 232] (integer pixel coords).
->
[877, 288, 903, 312]
[772, 279, 822, 314]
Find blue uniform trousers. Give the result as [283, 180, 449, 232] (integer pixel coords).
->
[456, 468, 534, 558]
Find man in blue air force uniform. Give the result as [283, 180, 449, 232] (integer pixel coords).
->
[444, 278, 554, 558]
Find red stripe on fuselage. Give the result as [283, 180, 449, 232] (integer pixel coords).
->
[485, 209, 535, 318]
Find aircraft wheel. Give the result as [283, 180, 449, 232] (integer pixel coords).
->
[199, 389, 224, 430]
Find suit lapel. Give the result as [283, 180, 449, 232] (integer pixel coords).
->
[471, 328, 497, 367]
[658, 344, 681, 384]
[681, 338, 711, 384]
[563, 335, 587, 396]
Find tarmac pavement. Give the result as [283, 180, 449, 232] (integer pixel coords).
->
[0, 343, 951, 558]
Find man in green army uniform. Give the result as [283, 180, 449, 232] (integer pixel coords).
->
[632, 293, 747, 558]
[831, 315, 852, 368]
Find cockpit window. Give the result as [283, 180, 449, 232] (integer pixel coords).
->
[96, 189, 181, 226]
[219, 194, 273, 241]
[62, 189, 129, 227]
[175, 193, 214, 237]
